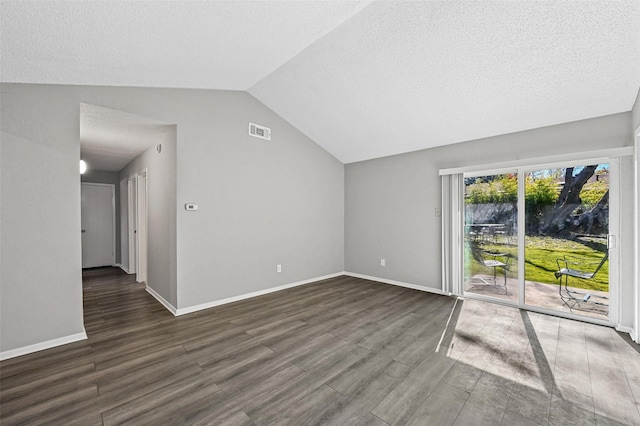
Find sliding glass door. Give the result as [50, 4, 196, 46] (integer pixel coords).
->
[463, 172, 518, 302]
[462, 162, 613, 324]
[523, 165, 610, 321]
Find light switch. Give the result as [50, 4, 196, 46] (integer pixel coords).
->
[185, 203, 198, 211]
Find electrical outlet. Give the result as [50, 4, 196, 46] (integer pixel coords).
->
[380, 259, 386, 267]
[277, 264, 282, 273]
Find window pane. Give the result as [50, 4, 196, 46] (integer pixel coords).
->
[463, 174, 518, 302]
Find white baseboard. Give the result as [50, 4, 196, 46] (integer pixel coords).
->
[616, 324, 633, 334]
[114, 263, 132, 274]
[147, 271, 446, 318]
[0, 331, 88, 361]
[146, 285, 178, 316]
[175, 272, 345, 316]
[615, 324, 635, 339]
[344, 272, 450, 297]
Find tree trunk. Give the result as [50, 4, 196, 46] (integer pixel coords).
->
[539, 165, 597, 236]
[573, 189, 609, 235]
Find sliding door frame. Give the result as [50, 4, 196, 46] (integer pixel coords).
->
[519, 157, 618, 327]
[635, 127, 640, 343]
[461, 157, 619, 327]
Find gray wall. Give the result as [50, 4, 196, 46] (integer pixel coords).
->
[345, 112, 636, 326]
[633, 88, 640, 132]
[0, 83, 344, 352]
[118, 127, 177, 306]
[81, 169, 121, 263]
[1, 87, 85, 353]
[175, 92, 344, 308]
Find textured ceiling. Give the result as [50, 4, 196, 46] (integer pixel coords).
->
[3, 1, 640, 164]
[1, 0, 370, 90]
[249, 1, 640, 162]
[80, 104, 174, 172]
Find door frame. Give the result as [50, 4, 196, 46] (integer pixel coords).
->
[634, 126, 640, 343]
[461, 157, 619, 327]
[127, 177, 137, 275]
[135, 169, 148, 284]
[80, 182, 116, 268]
[517, 158, 619, 327]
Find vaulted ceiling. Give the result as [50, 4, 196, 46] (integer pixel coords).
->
[2, 1, 639, 163]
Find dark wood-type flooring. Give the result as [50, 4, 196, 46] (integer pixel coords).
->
[1, 268, 639, 425]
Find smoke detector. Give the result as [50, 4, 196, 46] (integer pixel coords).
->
[249, 122, 271, 140]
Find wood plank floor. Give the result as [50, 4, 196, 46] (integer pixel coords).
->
[1, 267, 639, 425]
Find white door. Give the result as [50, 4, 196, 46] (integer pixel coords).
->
[81, 183, 115, 268]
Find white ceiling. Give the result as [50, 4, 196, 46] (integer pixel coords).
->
[250, 1, 640, 162]
[0, 0, 370, 90]
[80, 104, 174, 172]
[3, 1, 639, 164]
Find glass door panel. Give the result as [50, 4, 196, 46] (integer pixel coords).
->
[523, 165, 609, 320]
[463, 173, 518, 302]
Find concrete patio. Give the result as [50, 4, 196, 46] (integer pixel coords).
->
[465, 274, 609, 320]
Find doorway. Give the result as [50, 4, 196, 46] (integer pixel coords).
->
[136, 170, 148, 284]
[127, 177, 137, 276]
[463, 160, 617, 325]
[128, 170, 148, 284]
[81, 183, 115, 268]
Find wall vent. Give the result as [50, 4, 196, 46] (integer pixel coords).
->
[249, 122, 271, 140]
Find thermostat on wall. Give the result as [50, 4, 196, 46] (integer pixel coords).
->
[185, 203, 198, 211]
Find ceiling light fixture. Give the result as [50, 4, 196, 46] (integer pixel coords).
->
[79, 160, 87, 174]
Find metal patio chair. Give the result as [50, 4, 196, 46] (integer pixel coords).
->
[470, 243, 511, 293]
[555, 252, 609, 308]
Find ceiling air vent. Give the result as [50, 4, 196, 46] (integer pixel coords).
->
[249, 122, 271, 141]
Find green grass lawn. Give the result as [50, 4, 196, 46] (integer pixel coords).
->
[465, 236, 609, 292]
